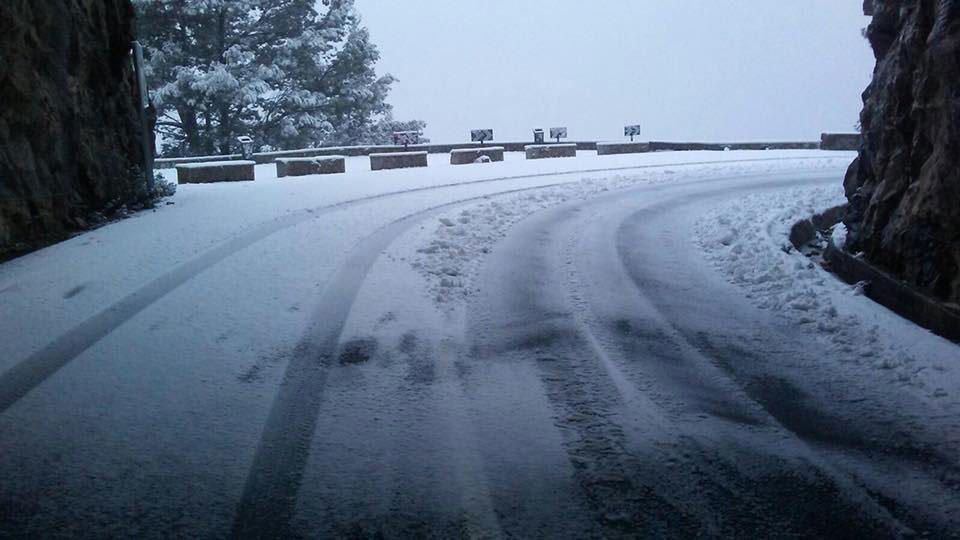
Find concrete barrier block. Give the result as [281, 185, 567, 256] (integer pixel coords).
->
[450, 147, 505, 165]
[648, 141, 725, 152]
[370, 151, 428, 171]
[525, 144, 577, 160]
[596, 142, 650, 156]
[276, 156, 346, 177]
[820, 133, 861, 151]
[825, 244, 960, 342]
[176, 160, 255, 183]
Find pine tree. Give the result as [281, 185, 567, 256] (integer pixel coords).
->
[134, 0, 419, 156]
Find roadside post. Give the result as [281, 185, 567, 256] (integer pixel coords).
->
[237, 136, 254, 160]
[131, 41, 154, 195]
[392, 131, 420, 150]
[533, 128, 545, 144]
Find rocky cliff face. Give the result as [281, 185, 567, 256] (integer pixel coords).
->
[0, 0, 144, 259]
[844, 0, 960, 306]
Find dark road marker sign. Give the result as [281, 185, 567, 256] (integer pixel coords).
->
[471, 129, 494, 144]
[392, 131, 420, 148]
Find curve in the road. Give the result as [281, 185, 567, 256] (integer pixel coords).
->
[0, 157, 838, 416]
[466, 173, 929, 537]
[612, 184, 960, 536]
[9, 158, 953, 538]
[231, 168, 848, 537]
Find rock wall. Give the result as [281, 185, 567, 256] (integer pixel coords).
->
[0, 0, 144, 259]
[844, 0, 960, 306]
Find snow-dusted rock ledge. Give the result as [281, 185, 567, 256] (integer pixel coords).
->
[369, 151, 428, 171]
[450, 147, 504, 165]
[276, 156, 346, 177]
[788, 203, 960, 342]
[175, 160, 256, 184]
[525, 144, 577, 160]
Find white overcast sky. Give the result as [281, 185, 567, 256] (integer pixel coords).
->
[352, 1, 873, 143]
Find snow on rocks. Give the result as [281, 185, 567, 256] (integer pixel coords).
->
[695, 185, 959, 397]
[830, 222, 848, 249]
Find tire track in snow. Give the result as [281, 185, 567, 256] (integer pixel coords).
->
[230, 183, 580, 538]
[467, 193, 698, 536]
[612, 184, 960, 535]
[469, 174, 916, 536]
[0, 157, 833, 415]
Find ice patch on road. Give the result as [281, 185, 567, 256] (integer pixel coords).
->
[695, 186, 959, 399]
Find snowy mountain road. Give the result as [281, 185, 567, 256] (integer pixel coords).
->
[1, 153, 956, 538]
[464, 174, 959, 537]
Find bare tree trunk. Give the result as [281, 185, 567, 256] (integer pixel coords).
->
[215, 7, 232, 155]
[219, 105, 233, 155]
[202, 108, 215, 155]
[177, 106, 202, 157]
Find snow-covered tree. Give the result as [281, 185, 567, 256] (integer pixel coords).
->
[134, 0, 420, 156]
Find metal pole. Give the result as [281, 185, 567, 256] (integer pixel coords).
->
[132, 41, 154, 194]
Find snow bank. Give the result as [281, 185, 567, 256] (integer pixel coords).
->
[695, 186, 959, 399]
[412, 179, 638, 305]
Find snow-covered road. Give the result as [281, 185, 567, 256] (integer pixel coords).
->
[1, 151, 957, 537]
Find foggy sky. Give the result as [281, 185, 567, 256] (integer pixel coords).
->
[353, 1, 873, 143]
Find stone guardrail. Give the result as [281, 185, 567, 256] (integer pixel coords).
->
[820, 133, 861, 151]
[450, 147, 505, 165]
[370, 151, 428, 171]
[276, 156, 346, 178]
[159, 154, 243, 167]
[155, 139, 825, 169]
[596, 142, 651, 155]
[155, 142, 602, 169]
[525, 144, 578, 160]
[824, 244, 960, 342]
[175, 160, 255, 184]
[649, 141, 820, 152]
